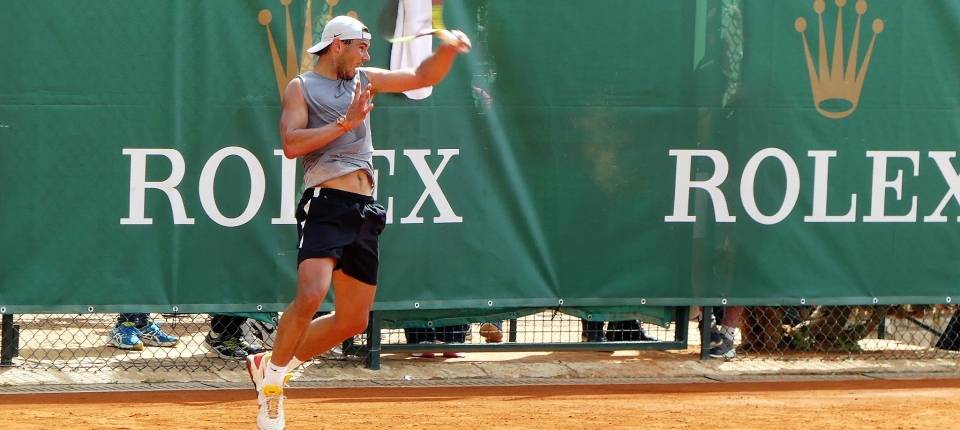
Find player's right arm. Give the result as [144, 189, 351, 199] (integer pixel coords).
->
[280, 79, 373, 159]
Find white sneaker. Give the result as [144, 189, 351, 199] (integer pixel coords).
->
[247, 352, 293, 392]
[320, 345, 344, 359]
[246, 352, 271, 393]
[257, 384, 285, 430]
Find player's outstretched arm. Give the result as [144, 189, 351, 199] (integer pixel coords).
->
[362, 29, 471, 94]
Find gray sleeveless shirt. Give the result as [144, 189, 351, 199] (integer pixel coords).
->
[296, 70, 374, 189]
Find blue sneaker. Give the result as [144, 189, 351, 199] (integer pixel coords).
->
[111, 321, 144, 351]
[139, 320, 179, 347]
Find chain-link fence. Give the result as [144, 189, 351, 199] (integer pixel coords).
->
[717, 305, 960, 361]
[0, 313, 369, 372]
[376, 308, 685, 365]
[2, 305, 959, 372]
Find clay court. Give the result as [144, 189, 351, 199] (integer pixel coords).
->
[2, 378, 958, 429]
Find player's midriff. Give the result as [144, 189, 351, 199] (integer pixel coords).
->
[318, 169, 374, 195]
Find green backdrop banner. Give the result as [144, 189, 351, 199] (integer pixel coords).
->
[2, 0, 958, 313]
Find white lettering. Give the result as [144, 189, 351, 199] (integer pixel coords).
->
[121, 146, 465, 226]
[864, 151, 919, 222]
[270, 149, 298, 225]
[924, 151, 960, 222]
[740, 148, 800, 225]
[665, 150, 736, 223]
[401, 149, 462, 224]
[373, 149, 397, 224]
[804, 150, 857, 222]
[198, 147, 266, 227]
[120, 148, 195, 225]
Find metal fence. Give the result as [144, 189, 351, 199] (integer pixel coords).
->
[2, 305, 959, 372]
[716, 305, 960, 360]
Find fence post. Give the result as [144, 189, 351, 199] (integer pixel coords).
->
[1, 314, 18, 366]
[699, 306, 712, 360]
[508, 319, 518, 342]
[674, 306, 689, 344]
[365, 311, 382, 370]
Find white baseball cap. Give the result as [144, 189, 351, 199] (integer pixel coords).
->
[306, 15, 371, 54]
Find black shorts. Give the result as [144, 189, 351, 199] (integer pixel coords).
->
[295, 187, 387, 285]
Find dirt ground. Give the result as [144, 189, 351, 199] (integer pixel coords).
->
[1, 378, 958, 430]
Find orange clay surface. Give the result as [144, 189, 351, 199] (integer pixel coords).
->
[1, 379, 958, 429]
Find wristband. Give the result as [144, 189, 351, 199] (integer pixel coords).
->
[336, 116, 351, 132]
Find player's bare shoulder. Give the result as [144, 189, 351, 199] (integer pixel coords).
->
[282, 78, 306, 106]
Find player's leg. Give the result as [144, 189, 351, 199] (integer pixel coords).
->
[288, 197, 385, 361]
[289, 270, 377, 361]
[270, 257, 336, 367]
[252, 187, 354, 377]
[252, 257, 334, 430]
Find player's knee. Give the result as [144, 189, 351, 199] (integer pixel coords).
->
[294, 288, 326, 314]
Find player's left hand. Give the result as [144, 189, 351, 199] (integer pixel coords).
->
[437, 29, 471, 54]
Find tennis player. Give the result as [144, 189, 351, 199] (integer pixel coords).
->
[246, 15, 470, 430]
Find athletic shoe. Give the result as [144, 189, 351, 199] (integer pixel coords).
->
[581, 332, 605, 343]
[139, 320, 179, 347]
[605, 320, 659, 342]
[636, 327, 659, 342]
[479, 323, 503, 343]
[709, 328, 724, 348]
[206, 331, 264, 360]
[410, 352, 436, 358]
[709, 334, 737, 359]
[442, 352, 464, 358]
[247, 352, 271, 393]
[110, 322, 144, 351]
[246, 352, 293, 393]
[320, 345, 344, 360]
[257, 384, 285, 430]
[243, 319, 277, 350]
